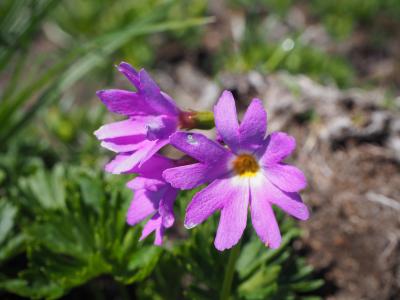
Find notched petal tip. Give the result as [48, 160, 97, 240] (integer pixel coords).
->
[162, 216, 174, 228]
[106, 167, 123, 175]
[117, 61, 137, 74]
[119, 61, 134, 68]
[95, 90, 106, 97]
[214, 90, 236, 113]
[221, 89, 234, 98]
[247, 98, 264, 110]
[93, 128, 101, 138]
[294, 204, 310, 221]
[214, 239, 237, 252]
[126, 215, 138, 226]
[259, 132, 297, 165]
[152, 240, 163, 246]
[184, 221, 197, 229]
[267, 239, 281, 249]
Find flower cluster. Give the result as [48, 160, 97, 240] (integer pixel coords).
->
[95, 62, 309, 251]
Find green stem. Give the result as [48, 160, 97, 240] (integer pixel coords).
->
[179, 110, 215, 130]
[194, 111, 215, 129]
[219, 243, 241, 300]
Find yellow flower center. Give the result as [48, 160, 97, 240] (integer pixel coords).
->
[233, 154, 259, 177]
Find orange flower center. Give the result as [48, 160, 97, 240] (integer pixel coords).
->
[233, 154, 259, 177]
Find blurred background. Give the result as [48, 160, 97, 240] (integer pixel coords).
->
[0, 0, 399, 299]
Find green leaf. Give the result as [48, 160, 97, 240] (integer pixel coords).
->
[18, 164, 66, 210]
[290, 279, 325, 292]
[0, 199, 17, 245]
[4, 165, 162, 298]
[0, 198, 25, 266]
[0, 0, 60, 70]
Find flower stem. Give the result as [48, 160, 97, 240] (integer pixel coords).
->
[219, 243, 241, 300]
[179, 110, 214, 130]
[193, 111, 214, 129]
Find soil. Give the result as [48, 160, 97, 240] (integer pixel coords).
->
[300, 144, 400, 300]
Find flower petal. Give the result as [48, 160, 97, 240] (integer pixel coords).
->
[139, 69, 179, 116]
[264, 163, 307, 192]
[163, 162, 229, 190]
[239, 98, 267, 151]
[274, 191, 309, 221]
[159, 188, 178, 228]
[184, 177, 236, 229]
[108, 140, 167, 174]
[258, 132, 296, 166]
[104, 154, 130, 173]
[126, 190, 158, 226]
[117, 62, 140, 87]
[140, 213, 164, 246]
[138, 139, 169, 168]
[250, 177, 282, 248]
[214, 90, 240, 151]
[146, 115, 177, 141]
[96, 89, 152, 116]
[214, 180, 249, 251]
[94, 119, 147, 140]
[133, 154, 176, 179]
[169, 132, 231, 164]
[108, 146, 153, 174]
[94, 118, 147, 153]
[101, 139, 147, 153]
[97, 116, 176, 153]
[255, 174, 309, 220]
[126, 177, 164, 191]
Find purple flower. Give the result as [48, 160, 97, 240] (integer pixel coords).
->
[94, 62, 180, 173]
[122, 154, 178, 245]
[163, 91, 309, 251]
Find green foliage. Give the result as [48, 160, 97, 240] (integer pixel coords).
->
[310, 0, 400, 39]
[0, 0, 212, 146]
[224, 0, 400, 87]
[229, 0, 400, 40]
[236, 229, 323, 299]
[51, 0, 208, 62]
[221, 36, 354, 87]
[220, 3, 355, 86]
[0, 199, 25, 267]
[230, 0, 295, 15]
[0, 165, 161, 299]
[0, 0, 60, 70]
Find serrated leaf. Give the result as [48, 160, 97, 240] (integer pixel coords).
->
[0, 199, 17, 245]
[6, 165, 162, 298]
[290, 279, 324, 292]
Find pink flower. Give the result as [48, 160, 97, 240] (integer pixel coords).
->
[163, 91, 309, 251]
[94, 62, 180, 173]
[123, 155, 178, 245]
